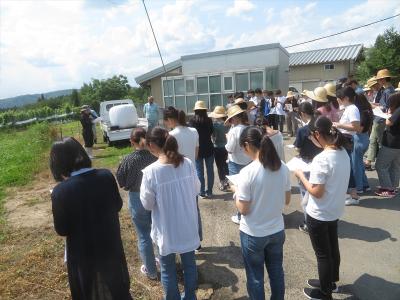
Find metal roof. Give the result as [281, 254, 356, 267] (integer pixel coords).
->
[135, 59, 182, 85]
[289, 44, 363, 66]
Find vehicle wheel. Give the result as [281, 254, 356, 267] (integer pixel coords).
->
[107, 137, 114, 147]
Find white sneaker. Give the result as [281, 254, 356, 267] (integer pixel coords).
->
[345, 198, 359, 206]
[231, 215, 240, 224]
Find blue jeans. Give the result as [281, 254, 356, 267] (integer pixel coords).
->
[160, 251, 197, 300]
[195, 155, 214, 195]
[240, 230, 285, 300]
[228, 161, 247, 220]
[128, 192, 157, 277]
[148, 119, 158, 130]
[351, 132, 370, 191]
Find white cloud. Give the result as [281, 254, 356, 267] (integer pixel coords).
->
[226, 0, 255, 20]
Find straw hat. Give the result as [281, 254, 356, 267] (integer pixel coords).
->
[234, 98, 245, 104]
[209, 106, 227, 118]
[247, 101, 256, 110]
[323, 83, 336, 97]
[376, 69, 393, 80]
[363, 84, 371, 92]
[366, 76, 378, 88]
[305, 87, 328, 103]
[193, 100, 208, 110]
[224, 105, 246, 124]
[286, 91, 295, 98]
[301, 90, 308, 96]
[395, 82, 400, 92]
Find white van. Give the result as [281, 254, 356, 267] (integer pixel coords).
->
[99, 99, 146, 145]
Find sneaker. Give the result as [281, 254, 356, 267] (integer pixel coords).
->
[299, 224, 309, 234]
[303, 287, 332, 300]
[231, 215, 240, 225]
[307, 279, 339, 293]
[364, 186, 371, 192]
[345, 198, 360, 206]
[206, 192, 213, 198]
[195, 245, 202, 254]
[140, 265, 157, 280]
[356, 189, 364, 194]
[199, 193, 208, 199]
[375, 188, 396, 198]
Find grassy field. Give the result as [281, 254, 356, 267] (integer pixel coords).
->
[0, 121, 159, 299]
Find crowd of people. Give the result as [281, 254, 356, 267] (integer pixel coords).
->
[54, 68, 399, 300]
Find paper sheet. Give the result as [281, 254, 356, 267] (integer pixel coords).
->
[286, 157, 311, 172]
[286, 144, 296, 149]
[373, 107, 389, 119]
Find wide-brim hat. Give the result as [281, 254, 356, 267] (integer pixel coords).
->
[323, 83, 336, 97]
[305, 87, 328, 103]
[301, 90, 308, 96]
[286, 91, 295, 98]
[209, 106, 227, 118]
[81, 105, 89, 109]
[366, 76, 378, 88]
[376, 69, 394, 80]
[193, 100, 208, 110]
[234, 98, 245, 104]
[363, 84, 371, 92]
[225, 105, 246, 124]
[395, 82, 400, 91]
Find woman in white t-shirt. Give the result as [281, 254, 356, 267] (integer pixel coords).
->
[235, 126, 291, 300]
[295, 116, 350, 300]
[140, 127, 200, 300]
[163, 107, 203, 244]
[225, 104, 251, 224]
[333, 87, 362, 205]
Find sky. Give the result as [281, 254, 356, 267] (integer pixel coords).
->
[0, 0, 399, 99]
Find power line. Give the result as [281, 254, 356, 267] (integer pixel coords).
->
[284, 13, 400, 49]
[141, 0, 171, 96]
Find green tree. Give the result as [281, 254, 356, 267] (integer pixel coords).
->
[70, 89, 80, 107]
[127, 86, 150, 104]
[356, 27, 400, 84]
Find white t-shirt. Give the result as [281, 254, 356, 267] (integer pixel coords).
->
[140, 158, 200, 256]
[250, 96, 259, 106]
[225, 124, 252, 165]
[170, 126, 199, 164]
[237, 160, 291, 237]
[339, 104, 360, 135]
[306, 149, 350, 221]
[275, 96, 286, 116]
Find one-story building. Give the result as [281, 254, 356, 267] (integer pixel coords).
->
[289, 44, 363, 91]
[135, 43, 289, 112]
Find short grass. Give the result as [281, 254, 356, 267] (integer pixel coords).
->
[0, 123, 53, 240]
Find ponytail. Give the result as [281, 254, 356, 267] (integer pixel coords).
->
[239, 126, 281, 171]
[131, 127, 147, 147]
[177, 110, 187, 126]
[163, 135, 184, 167]
[146, 127, 184, 168]
[310, 116, 347, 149]
[163, 106, 187, 127]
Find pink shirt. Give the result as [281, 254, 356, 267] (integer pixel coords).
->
[318, 104, 339, 122]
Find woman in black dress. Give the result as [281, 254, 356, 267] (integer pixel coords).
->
[80, 108, 94, 158]
[50, 137, 132, 300]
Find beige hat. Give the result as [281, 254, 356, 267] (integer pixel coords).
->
[395, 82, 400, 92]
[363, 84, 371, 92]
[286, 91, 295, 98]
[234, 98, 245, 104]
[193, 100, 208, 110]
[366, 76, 378, 88]
[209, 106, 227, 118]
[376, 69, 394, 80]
[301, 90, 308, 96]
[225, 105, 247, 124]
[323, 83, 336, 97]
[305, 87, 328, 103]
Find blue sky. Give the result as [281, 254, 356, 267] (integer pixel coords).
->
[0, 0, 399, 99]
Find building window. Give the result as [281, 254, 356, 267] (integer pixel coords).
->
[250, 71, 263, 90]
[163, 80, 173, 96]
[186, 95, 197, 113]
[210, 94, 222, 110]
[185, 79, 195, 94]
[174, 79, 185, 95]
[235, 73, 249, 92]
[224, 76, 233, 91]
[175, 96, 186, 111]
[324, 64, 334, 70]
[197, 77, 208, 94]
[209, 75, 221, 93]
[265, 67, 278, 90]
[164, 96, 173, 107]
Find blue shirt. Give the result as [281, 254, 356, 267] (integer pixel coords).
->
[143, 102, 159, 121]
[375, 85, 395, 123]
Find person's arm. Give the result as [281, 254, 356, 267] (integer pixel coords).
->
[225, 128, 236, 153]
[235, 170, 252, 216]
[285, 191, 291, 205]
[116, 158, 128, 189]
[386, 107, 400, 127]
[285, 167, 291, 205]
[140, 171, 156, 210]
[334, 121, 361, 132]
[195, 130, 199, 160]
[235, 198, 251, 215]
[295, 170, 325, 199]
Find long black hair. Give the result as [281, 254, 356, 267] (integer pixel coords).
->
[163, 106, 187, 126]
[49, 137, 92, 182]
[192, 109, 211, 126]
[309, 116, 347, 148]
[239, 126, 282, 171]
[337, 87, 357, 103]
[146, 127, 184, 168]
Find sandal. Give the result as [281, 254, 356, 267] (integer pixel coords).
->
[375, 189, 396, 198]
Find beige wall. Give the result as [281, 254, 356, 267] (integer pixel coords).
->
[289, 61, 351, 91]
[150, 77, 163, 106]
